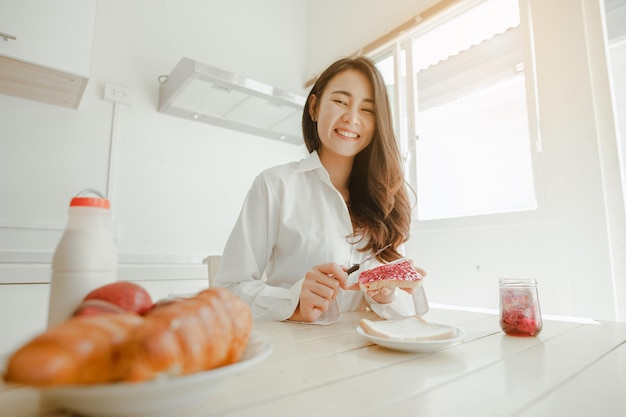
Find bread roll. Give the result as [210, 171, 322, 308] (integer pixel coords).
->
[3, 314, 143, 386]
[358, 259, 423, 291]
[3, 287, 253, 386]
[122, 287, 252, 382]
[359, 316, 457, 341]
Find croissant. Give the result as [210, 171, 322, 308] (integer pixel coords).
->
[3, 287, 253, 386]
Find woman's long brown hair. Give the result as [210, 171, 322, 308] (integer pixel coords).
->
[302, 56, 412, 262]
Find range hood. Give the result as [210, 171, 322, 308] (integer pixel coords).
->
[158, 58, 306, 145]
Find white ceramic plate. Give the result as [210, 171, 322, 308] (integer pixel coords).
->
[41, 331, 272, 417]
[356, 324, 467, 353]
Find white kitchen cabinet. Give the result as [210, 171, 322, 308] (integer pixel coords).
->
[0, 284, 49, 355]
[0, 0, 96, 108]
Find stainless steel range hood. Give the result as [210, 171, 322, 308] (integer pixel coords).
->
[158, 58, 306, 145]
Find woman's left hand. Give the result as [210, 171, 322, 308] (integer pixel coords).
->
[367, 287, 396, 303]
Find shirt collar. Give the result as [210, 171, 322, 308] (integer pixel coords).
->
[296, 150, 337, 191]
[296, 150, 324, 173]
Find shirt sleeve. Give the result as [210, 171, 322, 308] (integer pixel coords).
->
[215, 174, 301, 321]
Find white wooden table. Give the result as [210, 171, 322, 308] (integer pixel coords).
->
[2, 307, 625, 417]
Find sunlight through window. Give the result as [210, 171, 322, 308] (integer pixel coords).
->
[376, 0, 537, 221]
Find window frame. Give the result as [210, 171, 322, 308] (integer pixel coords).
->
[370, 0, 548, 230]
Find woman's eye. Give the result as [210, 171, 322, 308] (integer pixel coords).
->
[362, 108, 375, 114]
[333, 99, 347, 106]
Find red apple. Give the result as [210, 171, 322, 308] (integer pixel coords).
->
[82, 281, 154, 315]
[73, 299, 127, 316]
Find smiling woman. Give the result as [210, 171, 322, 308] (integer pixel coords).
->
[215, 56, 429, 324]
[302, 57, 413, 260]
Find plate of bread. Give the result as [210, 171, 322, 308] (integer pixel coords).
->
[357, 316, 467, 353]
[3, 287, 272, 417]
[40, 331, 272, 417]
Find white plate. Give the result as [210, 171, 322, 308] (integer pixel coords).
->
[41, 331, 272, 417]
[356, 324, 467, 353]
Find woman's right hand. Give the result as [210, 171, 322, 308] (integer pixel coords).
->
[289, 262, 347, 322]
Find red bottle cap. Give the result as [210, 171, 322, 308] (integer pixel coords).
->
[70, 197, 110, 209]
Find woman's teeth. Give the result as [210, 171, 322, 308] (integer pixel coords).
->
[337, 129, 358, 138]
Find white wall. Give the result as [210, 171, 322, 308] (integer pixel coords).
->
[305, 0, 441, 78]
[0, 0, 309, 279]
[0, 0, 310, 353]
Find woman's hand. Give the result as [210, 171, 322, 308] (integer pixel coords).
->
[289, 262, 348, 323]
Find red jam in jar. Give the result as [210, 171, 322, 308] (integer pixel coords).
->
[499, 278, 543, 337]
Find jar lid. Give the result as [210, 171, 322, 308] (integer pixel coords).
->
[499, 278, 537, 286]
[70, 189, 110, 209]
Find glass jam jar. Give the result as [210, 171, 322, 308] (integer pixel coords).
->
[499, 278, 543, 336]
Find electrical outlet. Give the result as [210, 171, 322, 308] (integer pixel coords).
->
[104, 83, 133, 105]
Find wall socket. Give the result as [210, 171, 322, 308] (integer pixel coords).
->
[104, 83, 133, 105]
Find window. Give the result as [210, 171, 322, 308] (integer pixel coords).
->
[375, 0, 537, 221]
[604, 0, 626, 211]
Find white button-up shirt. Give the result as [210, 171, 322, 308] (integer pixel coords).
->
[215, 150, 428, 324]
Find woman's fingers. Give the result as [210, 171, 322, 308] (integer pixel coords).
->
[366, 287, 393, 298]
[309, 279, 337, 300]
[300, 290, 330, 311]
[406, 259, 427, 277]
[311, 262, 350, 291]
[301, 263, 345, 311]
[344, 282, 361, 291]
[367, 287, 395, 304]
[298, 276, 334, 322]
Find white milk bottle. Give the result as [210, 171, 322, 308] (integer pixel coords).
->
[47, 189, 118, 327]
